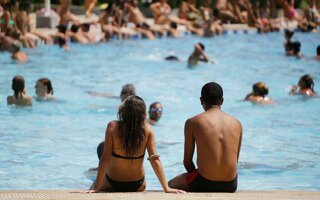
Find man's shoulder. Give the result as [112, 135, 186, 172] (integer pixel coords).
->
[187, 112, 206, 124]
[222, 110, 241, 122]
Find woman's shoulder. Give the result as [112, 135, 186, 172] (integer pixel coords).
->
[7, 96, 15, 105]
[107, 120, 118, 129]
[144, 123, 154, 135]
[23, 96, 32, 106]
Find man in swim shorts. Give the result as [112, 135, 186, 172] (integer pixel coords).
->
[168, 82, 242, 192]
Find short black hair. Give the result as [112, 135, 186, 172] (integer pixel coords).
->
[317, 45, 320, 56]
[56, 25, 67, 34]
[292, 41, 301, 54]
[55, 36, 66, 47]
[198, 43, 205, 51]
[81, 23, 90, 32]
[170, 22, 177, 29]
[70, 24, 79, 33]
[201, 82, 223, 106]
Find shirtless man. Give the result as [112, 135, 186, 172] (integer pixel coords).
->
[126, 0, 146, 25]
[150, 0, 171, 25]
[168, 82, 242, 192]
[187, 43, 211, 67]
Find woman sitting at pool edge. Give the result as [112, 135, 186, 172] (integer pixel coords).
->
[245, 82, 273, 104]
[7, 75, 32, 106]
[290, 74, 316, 96]
[87, 96, 185, 193]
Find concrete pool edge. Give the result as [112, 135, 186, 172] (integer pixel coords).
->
[0, 190, 319, 200]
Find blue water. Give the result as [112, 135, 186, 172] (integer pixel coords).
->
[0, 32, 319, 191]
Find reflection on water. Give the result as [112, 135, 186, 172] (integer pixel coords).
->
[0, 33, 319, 190]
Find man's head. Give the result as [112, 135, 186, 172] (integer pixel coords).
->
[81, 23, 91, 32]
[120, 83, 136, 102]
[195, 42, 205, 53]
[252, 82, 269, 97]
[35, 78, 53, 97]
[54, 36, 66, 48]
[70, 24, 80, 33]
[198, 43, 205, 51]
[149, 102, 163, 122]
[97, 141, 105, 160]
[56, 24, 67, 34]
[201, 82, 223, 108]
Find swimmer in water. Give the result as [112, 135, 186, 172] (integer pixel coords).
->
[245, 82, 273, 104]
[188, 43, 215, 67]
[35, 78, 55, 101]
[290, 74, 316, 96]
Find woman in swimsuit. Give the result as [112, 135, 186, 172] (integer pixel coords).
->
[290, 74, 316, 96]
[245, 82, 273, 104]
[7, 75, 32, 106]
[89, 95, 184, 193]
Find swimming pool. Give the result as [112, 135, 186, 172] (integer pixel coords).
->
[0, 32, 319, 191]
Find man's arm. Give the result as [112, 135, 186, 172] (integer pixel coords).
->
[237, 122, 243, 162]
[183, 119, 196, 172]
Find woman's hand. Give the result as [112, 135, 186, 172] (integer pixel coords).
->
[80, 189, 97, 194]
[165, 187, 187, 194]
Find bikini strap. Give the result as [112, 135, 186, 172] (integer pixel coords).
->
[112, 151, 144, 159]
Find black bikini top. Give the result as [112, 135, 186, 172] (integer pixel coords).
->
[112, 151, 145, 159]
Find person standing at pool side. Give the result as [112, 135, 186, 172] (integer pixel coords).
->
[148, 102, 163, 125]
[245, 82, 273, 104]
[168, 82, 242, 192]
[35, 78, 55, 101]
[290, 74, 316, 96]
[87, 96, 185, 193]
[7, 75, 32, 106]
[188, 43, 211, 67]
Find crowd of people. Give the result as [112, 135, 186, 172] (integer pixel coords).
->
[1, 0, 320, 62]
[3, 0, 319, 194]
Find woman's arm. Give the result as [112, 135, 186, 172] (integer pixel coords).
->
[146, 126, 185, 193]
[91, 121, 114, 192]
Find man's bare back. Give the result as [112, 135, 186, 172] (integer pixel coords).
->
[186, 107, 242, 181]
[169, 82, 242, 192]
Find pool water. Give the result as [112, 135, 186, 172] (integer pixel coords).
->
[0, 32, 319, 191]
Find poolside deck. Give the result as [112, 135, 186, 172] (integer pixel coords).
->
[0, 190, 319, 200]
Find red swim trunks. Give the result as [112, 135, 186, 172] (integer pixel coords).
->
[185, 169, 238, 192]
[185, 169, 199, 185]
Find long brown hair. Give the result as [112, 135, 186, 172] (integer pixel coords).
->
[12, 75, 25, 98]
[117, 95, 146, 157]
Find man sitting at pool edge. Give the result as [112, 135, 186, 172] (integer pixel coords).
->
[168, 82, 242, 192]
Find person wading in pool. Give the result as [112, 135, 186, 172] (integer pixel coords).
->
[148, 102, 163, 125]
[7, 75, 32, 106]
[188, 43, 214, 67]
[168, 82, 242, 192]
